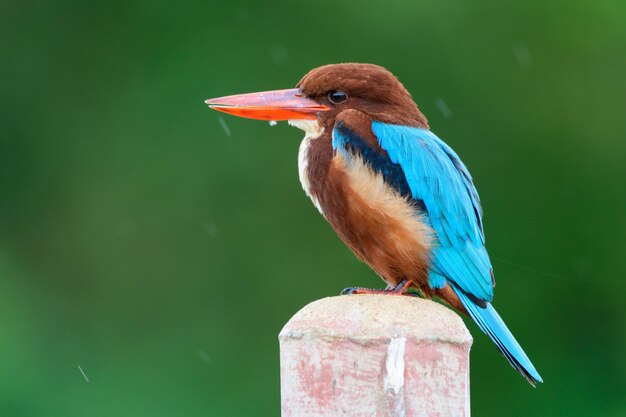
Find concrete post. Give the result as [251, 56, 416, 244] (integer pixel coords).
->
[279, 295, 472, 417]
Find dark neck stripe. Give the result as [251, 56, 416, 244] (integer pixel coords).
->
[334, 122, 426, 212]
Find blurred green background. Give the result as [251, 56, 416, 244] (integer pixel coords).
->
[1, 0, 625, 416]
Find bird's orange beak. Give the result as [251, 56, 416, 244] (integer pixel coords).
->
[205, 88, 330, 121]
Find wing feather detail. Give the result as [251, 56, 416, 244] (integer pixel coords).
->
[371, 122, 494, 302]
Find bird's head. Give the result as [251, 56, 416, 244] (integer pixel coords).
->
[205, 63, 428, 133]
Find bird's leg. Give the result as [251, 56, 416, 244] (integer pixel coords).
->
[340, 279, 415, 296]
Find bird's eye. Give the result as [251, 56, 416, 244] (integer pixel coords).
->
[328, 90, 348, 104]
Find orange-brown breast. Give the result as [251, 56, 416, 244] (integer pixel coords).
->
[330, 153, 433, 287]
[304, 129, 434, 290]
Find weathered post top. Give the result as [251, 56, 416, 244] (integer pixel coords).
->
[279, 295, 473, 417]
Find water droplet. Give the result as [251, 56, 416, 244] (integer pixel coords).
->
[434, 98, 452, 119]
[78, 365, 90, 382]
[196, 349, 212, 365]
[218, 117, 232, 136]
[512, 43, 533, 68]
[201, 220, 221, 239]
[269, 44, 289, 66]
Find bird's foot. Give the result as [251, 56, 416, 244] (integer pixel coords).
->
[340, 279, 418, 296]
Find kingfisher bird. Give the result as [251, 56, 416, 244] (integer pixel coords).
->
[205, 63, 542, 386]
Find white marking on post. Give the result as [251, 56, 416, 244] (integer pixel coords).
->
[384, 336, 406, 417]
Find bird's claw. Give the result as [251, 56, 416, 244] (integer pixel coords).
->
[340, 287, 360, 295]
[339, 285, 418, 296]
[340, 279, 414, 296]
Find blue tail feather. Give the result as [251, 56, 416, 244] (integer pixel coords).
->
[454, 287, 543, 386]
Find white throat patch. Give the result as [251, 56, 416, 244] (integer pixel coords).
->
[289, 119, 325, 215]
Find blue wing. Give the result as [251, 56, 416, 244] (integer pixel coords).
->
[333, 121, 542, 384]
[331, 120, 492, 301]
[338, 121, 494, 302]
